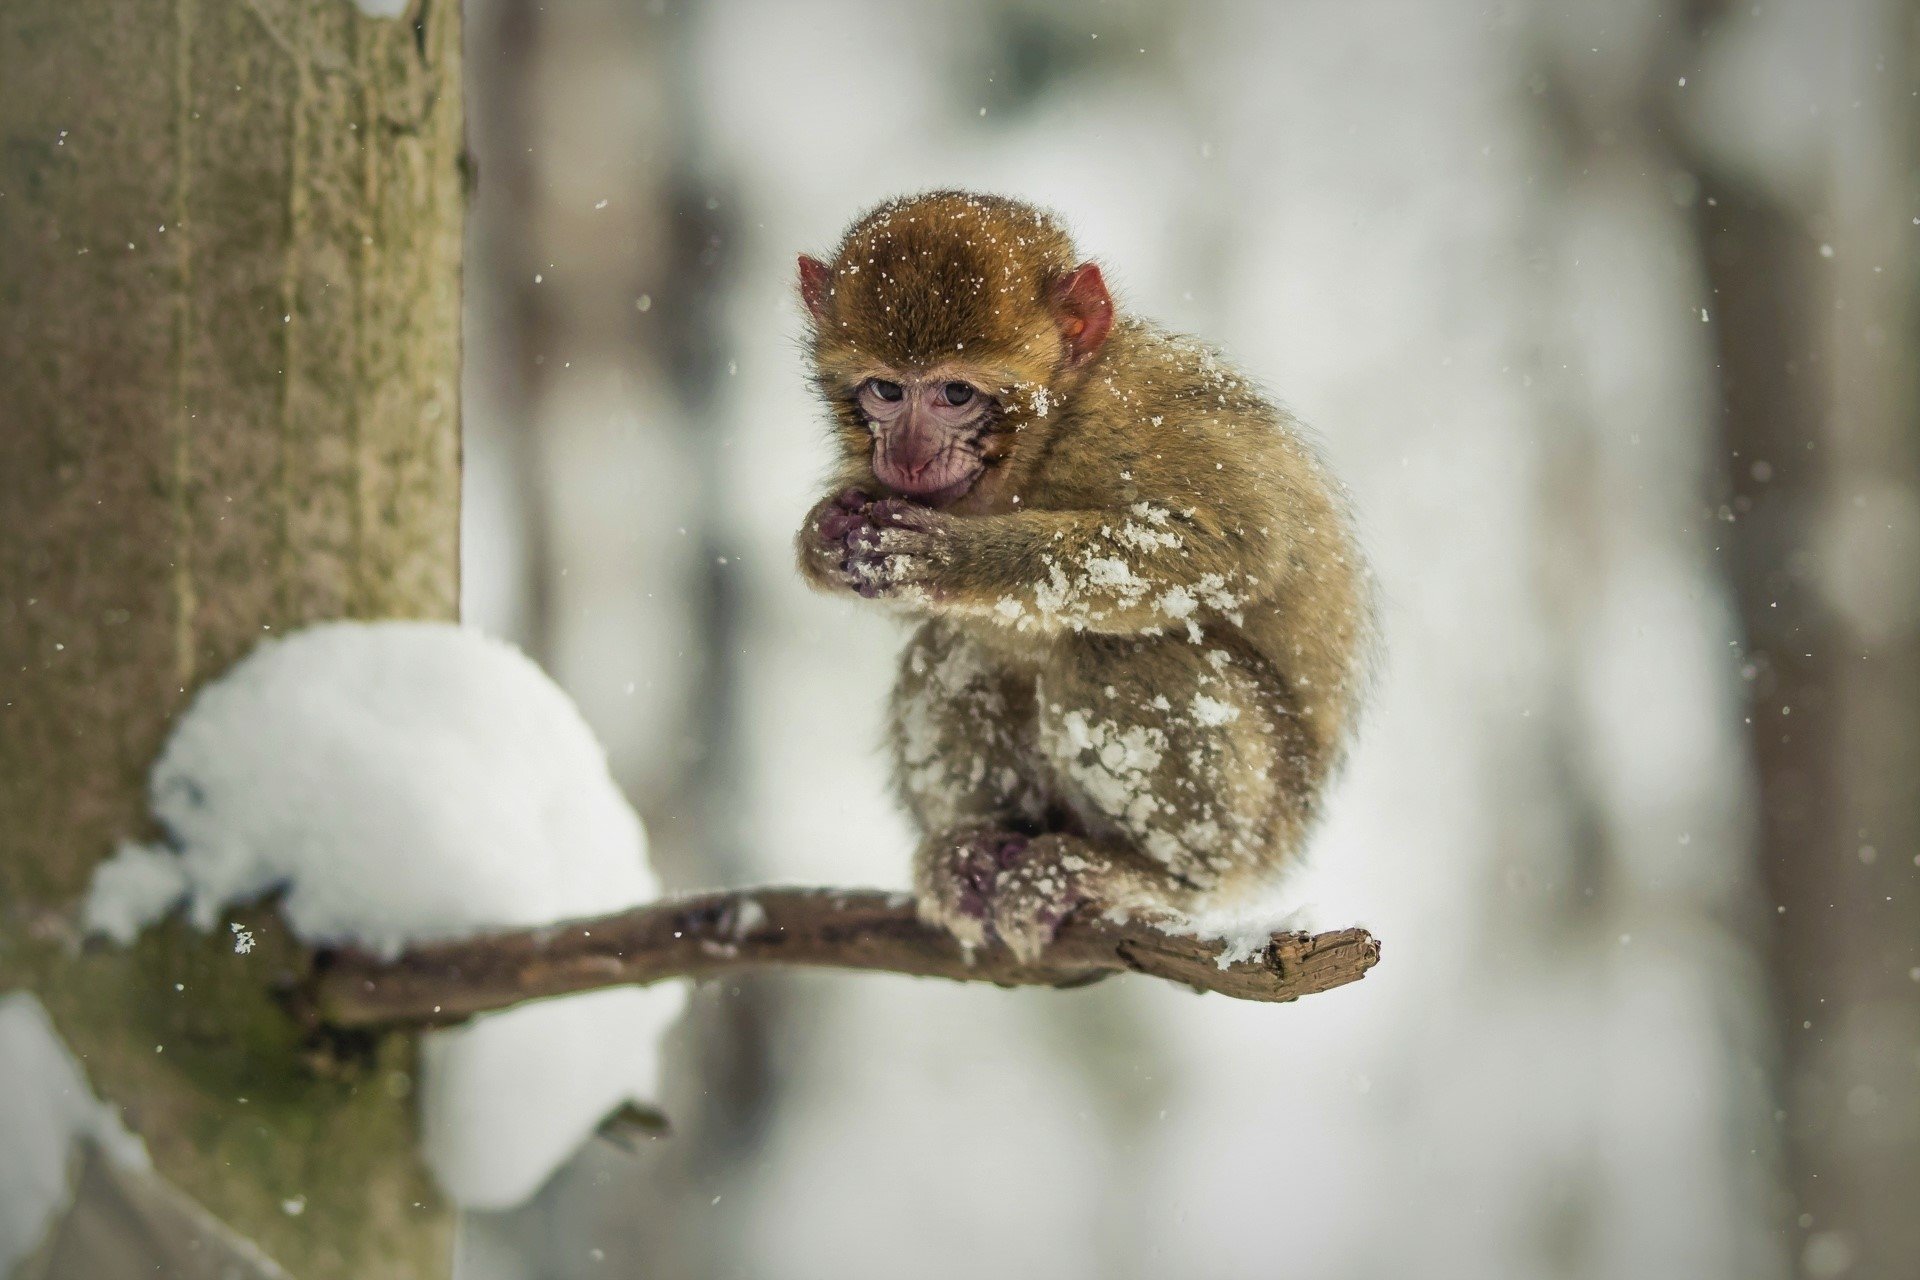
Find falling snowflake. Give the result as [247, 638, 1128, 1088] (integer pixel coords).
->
[230, 922, 255, 955]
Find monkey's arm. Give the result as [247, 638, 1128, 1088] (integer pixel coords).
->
[855, 497, 1281, 636]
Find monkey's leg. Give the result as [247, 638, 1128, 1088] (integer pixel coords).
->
[889, 622, 1058, 948]
[971, 634, 1325, 959]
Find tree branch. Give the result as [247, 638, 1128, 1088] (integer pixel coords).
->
[302, 887, 1381, 1030]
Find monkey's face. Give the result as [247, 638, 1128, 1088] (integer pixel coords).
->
[811, 342, 1052, 511]
[852, 371, 995, 505]
[799, 192, 1117, 510]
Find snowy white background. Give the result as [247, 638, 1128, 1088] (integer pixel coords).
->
[451, 2, 1912, 1278]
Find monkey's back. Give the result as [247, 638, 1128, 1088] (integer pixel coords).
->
[1027, 320, 1376, 785]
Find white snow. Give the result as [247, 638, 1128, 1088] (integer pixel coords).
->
[1151, 900, 1326, 969]
[1041, 707, 1166, 831]
[0, 993, 150, 1274]
[80, 621, 686, 1211]
[82, 841, 190, 946]
[1189, 693, 1241, 727]
[352, 0, 411, 18]
[420, 987, 676, 1209]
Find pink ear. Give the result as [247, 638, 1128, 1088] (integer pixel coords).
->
[798, 254, 834, 321]
[1052, 262, 1114, 363]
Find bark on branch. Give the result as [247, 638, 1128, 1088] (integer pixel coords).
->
[303, 887, 1381, 1030]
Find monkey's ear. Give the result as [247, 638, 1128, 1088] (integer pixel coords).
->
[798, 254, 834, 322]
[1051, 262, 1114, 364]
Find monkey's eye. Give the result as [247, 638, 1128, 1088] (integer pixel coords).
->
[940, 382, 976, 407]
[867, 378, 904, 403]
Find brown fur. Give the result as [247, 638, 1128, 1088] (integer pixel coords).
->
[796, 191, 1375, 958]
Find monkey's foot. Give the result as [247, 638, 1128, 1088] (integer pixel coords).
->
[914, 830, 1093, 963]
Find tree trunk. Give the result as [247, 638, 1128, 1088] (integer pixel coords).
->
[1674, 2, 1920, 1272]
[0, 0, 464, 1275]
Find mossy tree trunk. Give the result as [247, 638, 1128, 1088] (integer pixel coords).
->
[0, 0, 464, 1275]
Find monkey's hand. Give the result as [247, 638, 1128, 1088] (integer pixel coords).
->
[798, 488, 951, 602]
[797, 487, 871, 594]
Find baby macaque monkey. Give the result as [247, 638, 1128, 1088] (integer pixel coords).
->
[796, 192, 1373, 961]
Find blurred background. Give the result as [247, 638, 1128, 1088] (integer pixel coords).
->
[451, 2, 1920, 1277]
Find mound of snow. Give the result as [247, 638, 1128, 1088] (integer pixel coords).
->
[83, 621, 687, 1210]
[0, 993, 150, 1272]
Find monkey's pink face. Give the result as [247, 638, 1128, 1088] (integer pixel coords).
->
[856, 374, 994, 506]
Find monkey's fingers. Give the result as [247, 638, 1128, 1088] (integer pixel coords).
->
[866, 524, 940, 553]
[848, 553, 941, 600]
[816, 507, 867, 542]
[850, 520, 951, 565]
[848, 557, 931, 598]
[845, 522, 929, 572]
[865, 496, 942, 531]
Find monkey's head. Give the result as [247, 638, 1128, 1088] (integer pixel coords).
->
[799, 192, 1114, 510]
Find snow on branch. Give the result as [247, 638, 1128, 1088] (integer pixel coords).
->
[301, 887, 1382, 1029]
